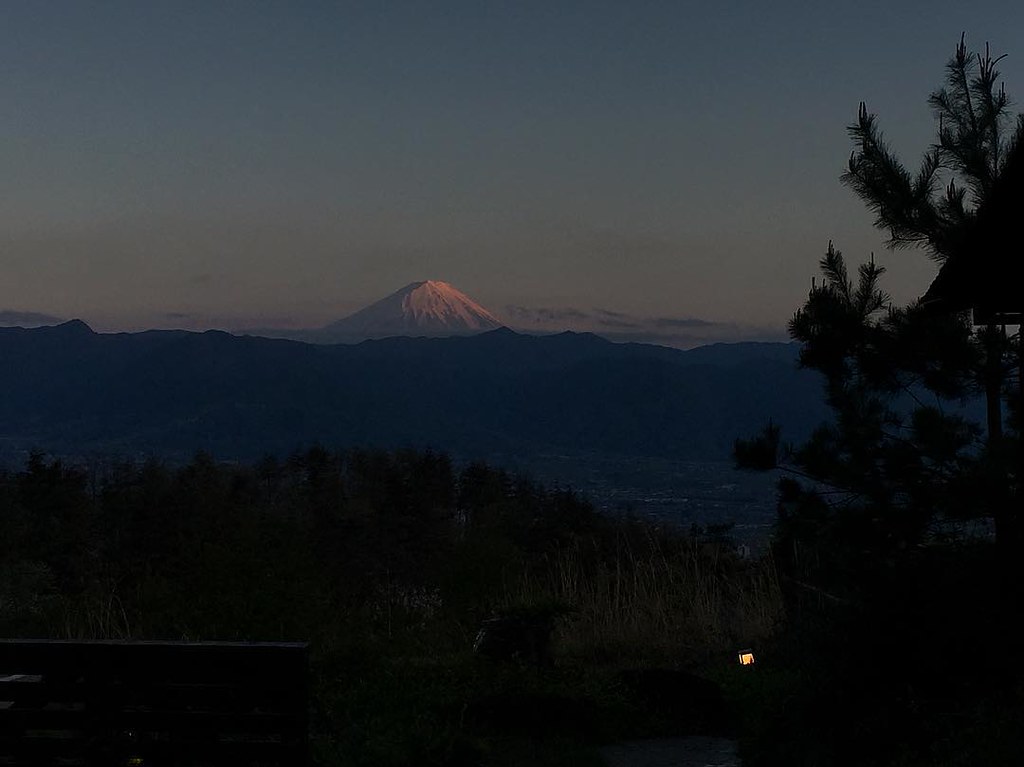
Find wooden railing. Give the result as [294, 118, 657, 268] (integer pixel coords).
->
[0, 640, 308, 766]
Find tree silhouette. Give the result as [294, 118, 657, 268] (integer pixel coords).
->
[842, 34, 1022, 445]
[843, 34, 1023, 261]
[728, 37, 1024, 767]
[768, 243, 986, 582]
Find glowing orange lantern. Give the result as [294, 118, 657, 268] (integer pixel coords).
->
[738, 649, 755, 666]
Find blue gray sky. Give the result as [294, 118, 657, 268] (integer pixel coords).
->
[3, 1, 1023, 345]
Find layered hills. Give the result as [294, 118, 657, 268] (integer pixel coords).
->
[0, 320, 828, 464]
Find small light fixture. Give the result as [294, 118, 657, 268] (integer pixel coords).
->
[738, 648, 755, 666]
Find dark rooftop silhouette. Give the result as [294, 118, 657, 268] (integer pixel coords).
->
[921, 139, 1024, 324]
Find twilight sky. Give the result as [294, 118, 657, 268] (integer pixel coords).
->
[3, 1, 1023, 346]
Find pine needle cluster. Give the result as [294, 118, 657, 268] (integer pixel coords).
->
[842, 33, 1024, 262]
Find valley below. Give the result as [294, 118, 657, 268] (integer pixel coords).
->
[488, 453, 779, 547]
[1, 320, 804, 547]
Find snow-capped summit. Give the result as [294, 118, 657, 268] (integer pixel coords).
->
[321, 280, 502, 341]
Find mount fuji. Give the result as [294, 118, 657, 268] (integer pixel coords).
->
[318, 280, 503, 342]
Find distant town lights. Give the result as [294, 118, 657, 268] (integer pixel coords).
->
[738, 649, 755, 666]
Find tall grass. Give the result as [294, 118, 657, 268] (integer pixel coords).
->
[506, 524, 783, 666]
[56, 589, 133, 640]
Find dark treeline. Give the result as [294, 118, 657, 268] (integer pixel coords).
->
[0, 446, 602, 642]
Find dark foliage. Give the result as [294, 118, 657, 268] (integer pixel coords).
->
[3, 447, 727, 765]
[737, 36, 1024, 767]
[734, 420, 782, 470]
[842, 34, 1024, 262]
[0, 447, 604, 642]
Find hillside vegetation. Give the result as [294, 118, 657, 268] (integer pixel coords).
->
[0, 448, 780, 766]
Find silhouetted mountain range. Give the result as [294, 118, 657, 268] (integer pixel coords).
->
[0, 320, 828, 463]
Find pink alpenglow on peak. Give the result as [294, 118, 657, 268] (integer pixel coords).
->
[321, 280, 503, 341]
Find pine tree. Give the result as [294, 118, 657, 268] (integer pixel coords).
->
[842, 34, 1022, 446]
[842, 34, 1024, 262]
[778, 244, 984, 579]
[825, 35, 1022, 545]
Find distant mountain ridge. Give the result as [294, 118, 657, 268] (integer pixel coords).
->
[0, 320, 826, 465]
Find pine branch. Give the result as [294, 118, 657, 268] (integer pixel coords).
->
[937, 179, 969, 224]
[929, 35, 1016, 203]
[973, 41, 1008, 179]
[842, 104, 945, 256]
[854, 258, 889, 316]
[819, 241, 850, 297]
